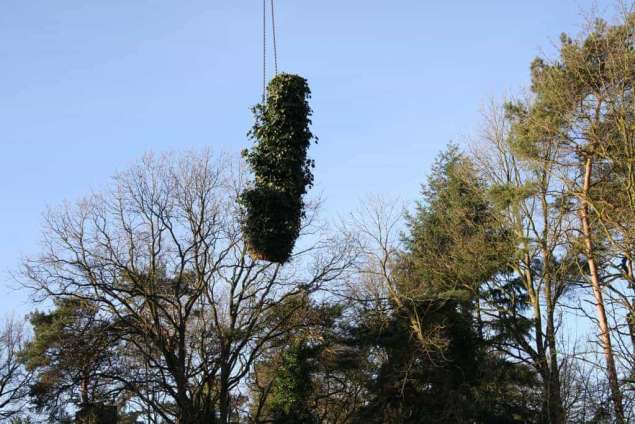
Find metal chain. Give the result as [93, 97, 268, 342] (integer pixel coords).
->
[270, 0, 278, 76]
[262, 0, 267, 101]
[262, 0, 279, 101]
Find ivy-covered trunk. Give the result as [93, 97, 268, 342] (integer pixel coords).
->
[240, 74, 316, 263]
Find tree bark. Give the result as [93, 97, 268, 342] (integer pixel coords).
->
[545, 309, 564, 424]
[542, 241, 564, 424]
[580, 157, 625, 424]
[219, 357, 232, 424]
[524, 256, 561, 424]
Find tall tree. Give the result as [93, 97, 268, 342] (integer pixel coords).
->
[23, 151, 354, 424]
[21, 298, 124, 422]
[508, 14, 635, 422]
[472, 101, 572, 423]
[352, 147, 538, 423]
[401, 145, 513, 345]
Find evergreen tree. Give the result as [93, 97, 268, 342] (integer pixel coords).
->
[507, 14, 635, 422]
[351, 147, 538, 423]
[21, 298, 122, 421]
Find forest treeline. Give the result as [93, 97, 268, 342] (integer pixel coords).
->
[4, 8, 635, 424]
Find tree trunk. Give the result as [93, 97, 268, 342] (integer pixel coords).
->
[580, 157, 625, 423]
[219, 363, 232, 424]
[543, 245, 564, 424]
[621, 258, 635, 361]
[545, 310, 564, 424]
[627, 311, 635, 353]
[524, 260, 558, 423]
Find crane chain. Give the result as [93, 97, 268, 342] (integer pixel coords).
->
[262, 0, 279, 101]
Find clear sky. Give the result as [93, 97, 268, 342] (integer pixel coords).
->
[0, 0, 602, 315]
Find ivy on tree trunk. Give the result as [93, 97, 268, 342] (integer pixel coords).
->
[240, 73, 316, 263]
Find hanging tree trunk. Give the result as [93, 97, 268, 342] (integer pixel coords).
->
[241, 73, 316, 263]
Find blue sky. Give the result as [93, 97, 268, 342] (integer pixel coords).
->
[0, 0, 601, 315]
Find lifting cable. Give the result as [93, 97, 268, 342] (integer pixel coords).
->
[262, 0, 279, 101]
[270, 0, 278, 76]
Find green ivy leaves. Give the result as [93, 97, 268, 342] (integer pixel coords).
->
[240, 74, 316, 263]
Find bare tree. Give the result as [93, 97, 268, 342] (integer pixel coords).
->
[0, 316, 31, 420]
[23, 150, 355, 424]
[471, 99, 574, 423]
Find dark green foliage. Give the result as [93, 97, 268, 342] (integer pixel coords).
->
[346, 303, 538, 424]
[21, 298, 120, 420]
[350, 146, 538, 423]
[240, 187, 301, 263]
[245, 74, 316, 195]
[481, 274, 534, 346]
[268, 341, 319, 424]
[75, 403, 117, 424]
[402, 145, 514, 301]
[241, 73, 316, 263]
[252, 298, 349, 423]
